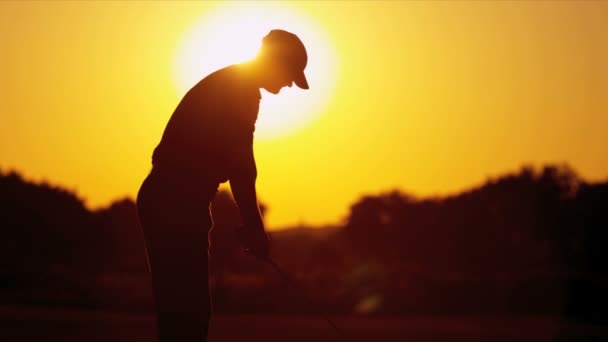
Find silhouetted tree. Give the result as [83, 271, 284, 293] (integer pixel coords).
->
[2, 164, 606, 318]
[92, 198, 148, 273]
[0, 170, 94, 286]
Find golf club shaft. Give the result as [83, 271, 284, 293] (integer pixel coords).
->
[262, 257, 350, 341]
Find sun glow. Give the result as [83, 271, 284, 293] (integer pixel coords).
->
[173, 3, 338, 140]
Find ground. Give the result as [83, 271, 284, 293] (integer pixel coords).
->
[0, 306, 605, 341]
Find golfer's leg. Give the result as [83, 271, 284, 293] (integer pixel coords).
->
[152, 259, 210, 342]
[147, 232, 210, 341]
[137, 173, 214, 342]
[147, 205, 212, 342]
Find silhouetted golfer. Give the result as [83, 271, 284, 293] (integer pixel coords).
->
[136, 29, 309, 342]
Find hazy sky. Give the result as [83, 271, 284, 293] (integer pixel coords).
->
[1, 1, 607, 229]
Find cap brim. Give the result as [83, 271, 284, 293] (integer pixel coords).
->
[293, 70, 309, 90]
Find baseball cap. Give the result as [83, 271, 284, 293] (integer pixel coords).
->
[261, 29, 309, 89]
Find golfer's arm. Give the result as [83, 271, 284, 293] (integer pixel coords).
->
[228, 142, 264, 230]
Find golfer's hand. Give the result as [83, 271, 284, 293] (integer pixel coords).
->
[236, 224, 270, 260]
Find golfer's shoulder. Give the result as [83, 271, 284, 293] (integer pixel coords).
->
[189, 65, 259, 105]
[221, 65, 261, 102]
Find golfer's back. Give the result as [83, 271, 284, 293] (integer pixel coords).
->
[151, 64, 261, 185]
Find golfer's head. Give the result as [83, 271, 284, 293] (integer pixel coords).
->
[255, 29, 309, 94]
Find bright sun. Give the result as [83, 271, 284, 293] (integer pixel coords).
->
[173, 3, 338, 140]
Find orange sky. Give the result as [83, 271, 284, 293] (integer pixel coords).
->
[1, 1, 607, 229]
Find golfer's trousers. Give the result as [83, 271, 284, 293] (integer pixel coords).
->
[137, 168, 217, 342]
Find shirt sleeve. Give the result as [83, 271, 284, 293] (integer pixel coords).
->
[221, 93, 259, 181]
[223, 94, 263, 228]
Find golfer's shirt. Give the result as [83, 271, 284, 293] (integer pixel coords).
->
[151, 64, 262, 187]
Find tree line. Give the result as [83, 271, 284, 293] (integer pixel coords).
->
[0, 165, 605, 321]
